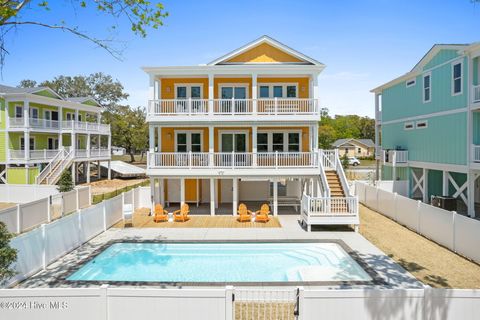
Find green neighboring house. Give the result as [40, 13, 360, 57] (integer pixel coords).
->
[0, 85, 112, 185]
[372, 42, 480, 217]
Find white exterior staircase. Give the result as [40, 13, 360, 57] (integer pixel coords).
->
[35, 147, 75, 185]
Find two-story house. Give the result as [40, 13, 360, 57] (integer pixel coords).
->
[372, 42, 480, 217]
[0, 85, 112, 185]
[143, 36, 359, 230]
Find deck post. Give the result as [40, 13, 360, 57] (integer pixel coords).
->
[86, 161, 91, 183]
[232, 178, 238, 216]
[210, 178, 215, 216]
[71, 162, 76, 185]
[180, 178, 185, 206]
[107, 160, 111, 180]
[150, 177, 155, 214]
[442, 170, 449, 196]
[273, 179, 278, 216]
[252, 125, 257, 166]
[97, 160, 101, 178]
[209, 125, 214, 167]
[422, 168, 429, 203]
[160, 178, 165, 207]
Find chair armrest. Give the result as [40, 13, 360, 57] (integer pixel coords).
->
[173, 209, 181, 215]
[247, 210, 253, 214]
[163, 210, 169, 215]
[255, 210, 261, 215]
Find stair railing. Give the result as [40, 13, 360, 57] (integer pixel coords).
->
[318, 150, 331, 198]
[334, 150, 352, 197]
[46, 148, 75, 185]
[35, 147, 65, 184]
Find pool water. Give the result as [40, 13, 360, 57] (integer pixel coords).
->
[67, 242, 372, 283]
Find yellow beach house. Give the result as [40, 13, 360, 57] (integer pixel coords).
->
[143, 36, 359, 230]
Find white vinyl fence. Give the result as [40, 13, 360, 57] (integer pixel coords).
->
[0, 184, 59, 203]
[0, 186, 91, 234]
[5, 186, 146, 288]
[355, 181, 480, 264]
[0, 286, 479, 320]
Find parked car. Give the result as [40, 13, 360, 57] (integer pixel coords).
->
[348, 157, 361, 166]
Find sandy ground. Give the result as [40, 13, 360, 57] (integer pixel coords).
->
[0, 202, 16, 210]
[81, 178, 148, 195]
[359, 204, 480, 288]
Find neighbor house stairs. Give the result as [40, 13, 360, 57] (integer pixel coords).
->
[35, 147, 75, 185]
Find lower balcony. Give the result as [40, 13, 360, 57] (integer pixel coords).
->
[147, 151, 320, 176]
[8, 148, 111, 163]
[75, 148, 111, 159]
[474, 85, 480, 104]
[383, 150, 408, 166]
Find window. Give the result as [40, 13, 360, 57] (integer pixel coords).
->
[416, 120, 428, 129]
[406, 79, 416, 88]
[404, 122, 414, 130]
[175, 132, 202, 152]
[257, 133, 268, 152]
[257, 84, 298, 98]
[78, 114, 83, 122]
[272, 133, 284, 151]
[345, 148, 349, 154]
[176, 85, 202, 99]
[15, 106, 23, 118]
[20, 137, 35, 150]
[259, 86, 269, 98]
[357, 147, 362, 154]
[286, 86, 297, 98]
[66, 113, 75, 121]
[423, 73, 431, 103]
[288, 133, 300, 152]
[452, 62, 462, 95]
[30, 108, 38, 119]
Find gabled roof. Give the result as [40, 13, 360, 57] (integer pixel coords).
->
[371, 43, 470, 93]
[207, 35, 324, 66]
[332, 138, 375, 148]
[0, 84, 63, 99]
[66, 96, 100, 107]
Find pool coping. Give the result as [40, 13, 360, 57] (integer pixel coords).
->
[55, 239, 387, 287]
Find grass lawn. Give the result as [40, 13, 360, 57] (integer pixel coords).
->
[356, 159, 376, 167]
[359, 204, 480, 288]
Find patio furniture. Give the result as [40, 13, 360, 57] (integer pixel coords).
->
[268, 196, 300, 212]
[173, 203, 190, 222]
[153, 204, 168, 223]
[123, 204, 134, 225]
[255, 204, 271, 223]
[237, 203, 253, 222]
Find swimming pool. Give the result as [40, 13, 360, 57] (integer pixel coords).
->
[67, 242, 372, 283]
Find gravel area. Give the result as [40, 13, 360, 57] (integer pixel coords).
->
[81, 178, 148, 195]
[359, 204, 480, 288]
[0, 202, 15, 210]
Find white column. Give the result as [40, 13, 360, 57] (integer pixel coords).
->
[312, 73, 319, 100]
[215, 179, 219, 208]
[374, 93, 381, 180]
[150, 177, 155, 213]
[210, 178, 215, 216]
[72, 162, 76, 185]
[180, 178, 185, 206]
[97, 112, 101, 124]
[24, 131, 30, 160]
[467, 173, 476, 218]
[209, 125, 214, 166]
[233, 178, 238, 216]
[97, 160, 101, 178]
[442, 171, 449, 196]
[208, 74, 214, 115]
[107, 134, 111, 153]
[422, 168, 429, 203]
[86, 134, 91, 158]
[71, 132, 76, 154]
[252, 73, 257, 114]
[157, 126, 161, 152]
[252, 125, 257, 166]
[273, 179, 278, 216]
[148, 75, 155, 100]
[313, 124, 318, 151]
[107, 160, 111, 180]
[86, 161, 91, 183]
[159, 178, 165, 207]
[149, 125, 155, 153]
[23, 99, 29, 127]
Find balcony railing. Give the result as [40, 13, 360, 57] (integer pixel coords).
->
[7, 117, 110, 133]
[474, 85, 480, 103]
[383, 150, 408, 165]
[147, 98, 319, 116]
[8, 149, 60, 161]
[75, 148, 110, 159]
[148, 152, 319, 169]
[472, 145, 480, 163]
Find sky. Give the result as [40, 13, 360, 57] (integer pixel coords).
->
[3, 0, 480, 117]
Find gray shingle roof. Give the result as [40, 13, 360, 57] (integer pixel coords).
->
[332, 138, 374, 148]
[0, 84, 52, 95]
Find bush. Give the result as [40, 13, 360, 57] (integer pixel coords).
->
[341, 153, 350, 169]
[57, 170, 74, 193]
[0, 222, 17, 283]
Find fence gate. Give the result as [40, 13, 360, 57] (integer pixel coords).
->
[233, 288, 300, 320]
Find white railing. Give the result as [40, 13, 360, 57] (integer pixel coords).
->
[7, 117, 110, 133]
[334, 150, 352, 197]
[472, 145, 480, 163]
[320, 149, 337, 170]
[29, 149, 60, 161]
[147, 98, 319, 116]
[36, 148, 67, 184]
[8, 149, 25, 160]
[384, 150, 408, 165]
[148, 152, 319, 169]
[302, 194, 359, 216]
[75, 149, 88, 158]
[89, 148, 111, 158]
[46, 149, 74, 185]
[473, 84, 480, 103]
[318, 157, 331, 197]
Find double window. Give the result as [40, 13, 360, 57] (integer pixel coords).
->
[452, 61, 462, 95]
[20, 137, 35, 151]
[175, 85, 202, 99]
[423, 73, 431, 103]
[258, 84, 297, 98]
[256, 132, 301, 152]
[175, 132, 202, 152]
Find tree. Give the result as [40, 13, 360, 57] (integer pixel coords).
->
[57, 169, 74, 192]
[0, 222, 17, 283]
[0, 1, 168, 67]
[104, 105, 148, 162]
[18, 73, 129, 111]
[341, 153, 350, 170]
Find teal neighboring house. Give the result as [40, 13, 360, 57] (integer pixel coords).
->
[371, 42, 480, 217]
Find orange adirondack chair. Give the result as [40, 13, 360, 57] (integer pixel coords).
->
[153, 204, 168, 223]
[173, 203, 190, 222]
[255, 204, 270, 223]
[237, 203, 252, 222]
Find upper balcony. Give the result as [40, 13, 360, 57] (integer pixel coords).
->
[473, 85, 480, 105]
[146, 98, 320, 123]
[382, 149, 408, 166]
[7, 117, 110, 134]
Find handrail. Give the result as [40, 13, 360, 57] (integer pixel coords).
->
[35, 148, 64, 184]
[301, 193, 359, 215]
[334, 150, 352, 197]
[318, 150, 331, 198]
[46, 149, 74, 185]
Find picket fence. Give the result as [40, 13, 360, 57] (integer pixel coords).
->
[5, 186, 151, 288]
[355, 181, 480, 264]
[0, 186, 91, 234]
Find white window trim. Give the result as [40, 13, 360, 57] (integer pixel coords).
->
[416, 120, 428, 129]
[451, 60, 463, 96]
[47, 137, 59, 150]
[174, 83, 204, 99]
[15, 105, 23, 118]
[174, 130, 204, 152]
[404, 122, 414, 131]
[218, 84, 249, 99]
[66, 112, 75, 121]
[20, 136, 35, 150]
[256, 129, 302, 152]
[257, 83, 299, 98]
[218, 130, 249, 152]
[423, 72, 432, 103]
[405, 78, 416, 88]
[30, 107, 39, 119]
